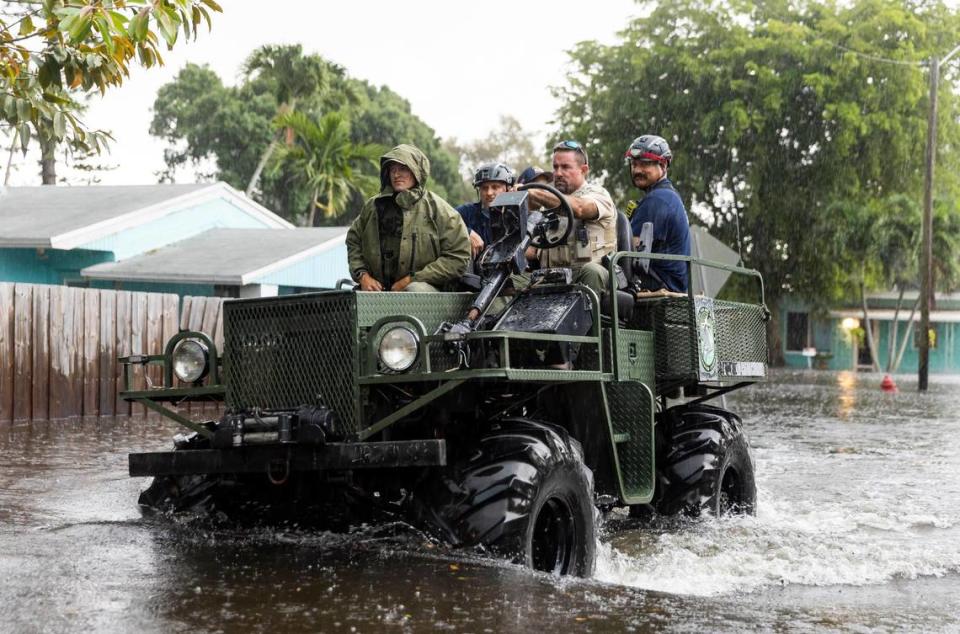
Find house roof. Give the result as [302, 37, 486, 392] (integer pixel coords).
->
[0, 182, 292, 249]
[81, 227, 348, 286]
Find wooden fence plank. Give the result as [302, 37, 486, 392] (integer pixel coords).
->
[82, 288, 100, 417]
[70, 288, 85, 419]
[146, 293, 163, 391]
[99, 290, 116, 417]
[130, 292, 148, 417]
[213, 301, 225, 352]
[0, 283, 14, 422]
[199, 298, 223, 416]
[180, 296, 194, 331]
[63, 288, 85, 417]
[200, 298, 221, 338]
[31, 286, 49, 421]
[13, 284, 33, 421]
[188, 296, 206, 332]
[115, 291, 132, 417]
[48, 286, 69, 419]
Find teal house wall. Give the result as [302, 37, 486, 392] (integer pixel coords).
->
[780, 294, 960, 374]
[77, 197, 274, 260]
[0, 248, 113, 285]
[252, 242, 349, 289]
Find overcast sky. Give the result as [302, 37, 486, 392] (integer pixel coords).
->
[5, 0, 642, 186]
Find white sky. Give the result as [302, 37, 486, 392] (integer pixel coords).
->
[5, 0, 642, 186]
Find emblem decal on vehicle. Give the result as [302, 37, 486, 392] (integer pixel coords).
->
[696, 297, 718, 381]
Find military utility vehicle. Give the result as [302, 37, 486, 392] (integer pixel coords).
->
[123, 184, 768, 577]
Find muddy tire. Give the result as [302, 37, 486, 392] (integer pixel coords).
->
[137, 432, 221, 513]
[414, 419, 596, 577]
[654, 404, 756, 517]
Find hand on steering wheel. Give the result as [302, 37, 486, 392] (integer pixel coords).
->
[518, 182, 574, 249]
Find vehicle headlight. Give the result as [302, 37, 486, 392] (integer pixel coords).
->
[378, 326, 419, 372]
[172, 338, 210, 383]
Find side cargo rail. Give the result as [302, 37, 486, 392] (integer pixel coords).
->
[608, 251, 770, 392]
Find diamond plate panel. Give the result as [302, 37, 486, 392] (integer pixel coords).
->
[615, 329, 655, 385]
[356, 292, 474, 333]
[605, 381, 654, 503]
[222, 291, 359, 436]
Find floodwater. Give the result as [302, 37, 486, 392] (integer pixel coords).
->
[1, 370, 959, 633]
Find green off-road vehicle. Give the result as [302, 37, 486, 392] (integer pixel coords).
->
[123, 184, 768, 577]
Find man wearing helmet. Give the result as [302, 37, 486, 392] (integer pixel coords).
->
[456, 162, 516, 259]
[624, 134, 691, 292]
[524, 140, 617, 296]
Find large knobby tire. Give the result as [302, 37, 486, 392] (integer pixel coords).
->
[655, 404, 756, 517]
[137, 432, 224, 513]
[414, 419, 597, 577]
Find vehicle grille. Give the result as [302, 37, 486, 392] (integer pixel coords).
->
[222, 291, 359, 436]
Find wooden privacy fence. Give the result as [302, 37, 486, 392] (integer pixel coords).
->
[0, 283, 225, 422]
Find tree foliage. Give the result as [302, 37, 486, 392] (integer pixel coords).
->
[555, 0, 960, 311]
[269, 111, 382, 225]
[151, 45, 468, 223]
[446, 115, 548, 181]
[1, 0, 221, 161]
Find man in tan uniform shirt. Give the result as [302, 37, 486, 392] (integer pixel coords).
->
[525, 140, 617, 296]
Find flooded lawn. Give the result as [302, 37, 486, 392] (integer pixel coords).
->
[1, 370, 959, 632]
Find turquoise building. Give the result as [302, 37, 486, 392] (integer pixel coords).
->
[0, 183, 350, 297]
[781, 292, 960, 374]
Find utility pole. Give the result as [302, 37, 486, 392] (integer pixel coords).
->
[920, 55, 938, 392]
[920, 43, 960, 392]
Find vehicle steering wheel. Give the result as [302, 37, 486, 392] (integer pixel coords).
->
[518, 182, 574, 249]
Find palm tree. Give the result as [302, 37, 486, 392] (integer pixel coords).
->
[270, 111, 382, 226]
[242, 44, 342, 197]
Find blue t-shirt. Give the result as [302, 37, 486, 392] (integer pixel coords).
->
[455, 202, 492, 247]
[628, 178, 690, 292]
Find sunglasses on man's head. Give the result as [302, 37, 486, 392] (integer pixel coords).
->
[553, 140, 588, 162]
[554, 140, 582, 151]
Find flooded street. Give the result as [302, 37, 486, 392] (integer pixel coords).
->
[2, 369, 959, 632]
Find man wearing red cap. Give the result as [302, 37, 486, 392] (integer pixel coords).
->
[624, 134, 690, 292]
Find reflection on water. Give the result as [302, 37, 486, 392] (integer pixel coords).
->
[835, 370, 857, 419]
[1, 370, 959, 632]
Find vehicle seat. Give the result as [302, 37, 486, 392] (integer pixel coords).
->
[599, 210, 636, 322]
[616, 210, 633, 253]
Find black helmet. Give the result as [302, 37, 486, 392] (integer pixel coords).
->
[473, 162, 515, 188]
[624, 135, 672, 166]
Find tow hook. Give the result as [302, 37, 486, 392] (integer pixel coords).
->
[266, 458, 290, 485]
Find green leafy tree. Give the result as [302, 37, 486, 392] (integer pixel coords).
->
[241, 44, 349, 197]
[151, 49, 467, 222]
[555, 0, 960, 362]
[269, 111, 382, 226]
[1, 0, 221, 183]
[447, 115, 547, 182]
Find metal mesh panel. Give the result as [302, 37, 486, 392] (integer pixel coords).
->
[714, 301, 768, 363]
[606, 381, 654, 503]
[631, 296, 767, 384]
[632, 297, 697, 383]
[223, 292, 359, 436]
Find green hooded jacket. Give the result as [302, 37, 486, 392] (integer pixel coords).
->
[346, 144, 470, 288]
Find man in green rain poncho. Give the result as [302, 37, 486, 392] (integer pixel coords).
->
[346, 144, 470, 292]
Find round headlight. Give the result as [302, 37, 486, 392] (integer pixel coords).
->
[378, 326, 419, 372]
[172, 338, 209, 383]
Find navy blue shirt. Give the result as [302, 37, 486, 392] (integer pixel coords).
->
[455, 202, 493, 247]
[628, 177, 690, 292]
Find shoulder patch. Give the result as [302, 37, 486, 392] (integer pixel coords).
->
[625, 199, 639, 218]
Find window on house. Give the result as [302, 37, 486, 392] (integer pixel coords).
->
[786, 312, 810, 352]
